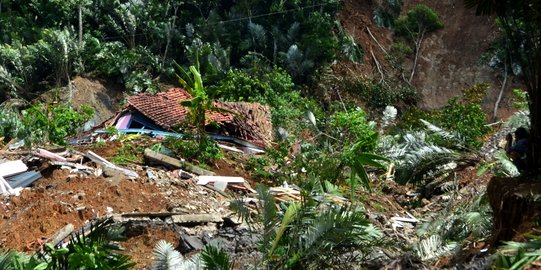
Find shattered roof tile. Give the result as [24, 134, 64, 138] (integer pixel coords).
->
[127, 88, 234, 129]
[126, 88, 273, 147]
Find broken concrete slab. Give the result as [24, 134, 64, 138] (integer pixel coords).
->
[171, 214, 223, 225]
[144, 148, 214, 176]
[181, 235, 204, 250]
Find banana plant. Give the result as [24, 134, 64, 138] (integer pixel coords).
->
[174, 63, 236, 142]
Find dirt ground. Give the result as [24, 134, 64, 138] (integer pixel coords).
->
[338, 0, 517, 119]
[0, 140, 241, 269]
[0, 169, 167, 251]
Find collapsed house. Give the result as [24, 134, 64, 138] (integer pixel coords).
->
[106, 88, 273, 148]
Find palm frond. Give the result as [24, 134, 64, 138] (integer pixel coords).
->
[506, 110, 530, 129]
[496, 150, 520, 177]
[293, 206, 381, 267]
[229, 197, 251, 224]
[497, 237, 541, 270]
[0, 250, 16, 270]
[382, 130, 460, 184]
[269, 202, 299, 256]
[201, 245, 233, 270]
[420, 119, 467, 149]
[414, 235, 457, 261]
[257, 185, 278, 246]
[153, 240, 183, 270]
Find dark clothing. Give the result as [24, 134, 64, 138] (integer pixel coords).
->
[511, 138, 529, 171]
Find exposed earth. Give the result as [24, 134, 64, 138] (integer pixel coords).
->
[0, 134, 500, 269]
[0, 1, 530, 269]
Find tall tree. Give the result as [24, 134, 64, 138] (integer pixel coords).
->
[394, 4, 443, 83]
[465, 0, 541, 173]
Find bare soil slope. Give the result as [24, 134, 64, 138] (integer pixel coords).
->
[339, 0, 517, 118]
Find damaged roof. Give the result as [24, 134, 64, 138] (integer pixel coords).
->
[125, 88, 273, 147]
[127, 88, 234, 129]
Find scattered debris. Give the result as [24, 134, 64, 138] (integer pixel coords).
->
[86, 150, 139, 179]
[33, 148, 67, 162]
[197, 176, 245, 192]
[144, 148, 214, 176]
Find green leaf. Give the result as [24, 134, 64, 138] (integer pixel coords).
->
[269, 202, 299, 256]
[476, 163, 492, 176]
[357, 152, 389, 169]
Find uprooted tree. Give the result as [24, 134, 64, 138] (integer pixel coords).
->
[465, 0, 541, 175]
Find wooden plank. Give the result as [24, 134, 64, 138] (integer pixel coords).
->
[391, 216, 419, 223]
[86, 150, 115, 167]
[120, 212, 188, 218]
[144, 148, 215, 176]
[217, 144, 244, 153]
[48, 224, 75, 247]
[50, 161, 94, 171]
[86, 151, 138, 179]
[34, 148, 67, 162]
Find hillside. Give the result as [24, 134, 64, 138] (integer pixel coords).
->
[340, 0, 516, 118]
[0, 1, 539, 269]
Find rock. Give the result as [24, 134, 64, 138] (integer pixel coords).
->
[182, 235, 204, 250]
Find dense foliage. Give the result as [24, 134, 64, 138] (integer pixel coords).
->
[0, 0, 353, 99]
[0, 102, 93, 145]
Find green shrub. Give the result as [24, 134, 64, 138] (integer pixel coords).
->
[439, 99, 489, 149]
[387, 41, 413, 68]
[398, 102, 489, 149]
[164, 135, 223, 165]
[20, 103, 94, 146]
[83, 39, 159, 94]
[394, 4, 444, 42]
[329, 107, 378, 152]
[219, 66, 318, 134]
[346, 78, 417, 109]
[0, 103, 93, 146]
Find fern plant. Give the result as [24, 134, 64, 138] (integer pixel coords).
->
[495, 235, 541, 270]
[152, 240, 202, 270]
[0, 250, 47, 270]
[232, 184, 382, 269]
[200, 245, 233, 270]
[41, 218, 135, 270]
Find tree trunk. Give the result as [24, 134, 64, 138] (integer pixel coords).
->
[78, 4, 83, 46]
[529, 88, 541, 174]
[409, 30, 424, 83]
[162, 6, 177, 67]
[493, 62, 508, 121]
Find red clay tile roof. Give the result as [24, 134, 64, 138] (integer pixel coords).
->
[126, 88, 273, 147]
[127, 88, 234, 129]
